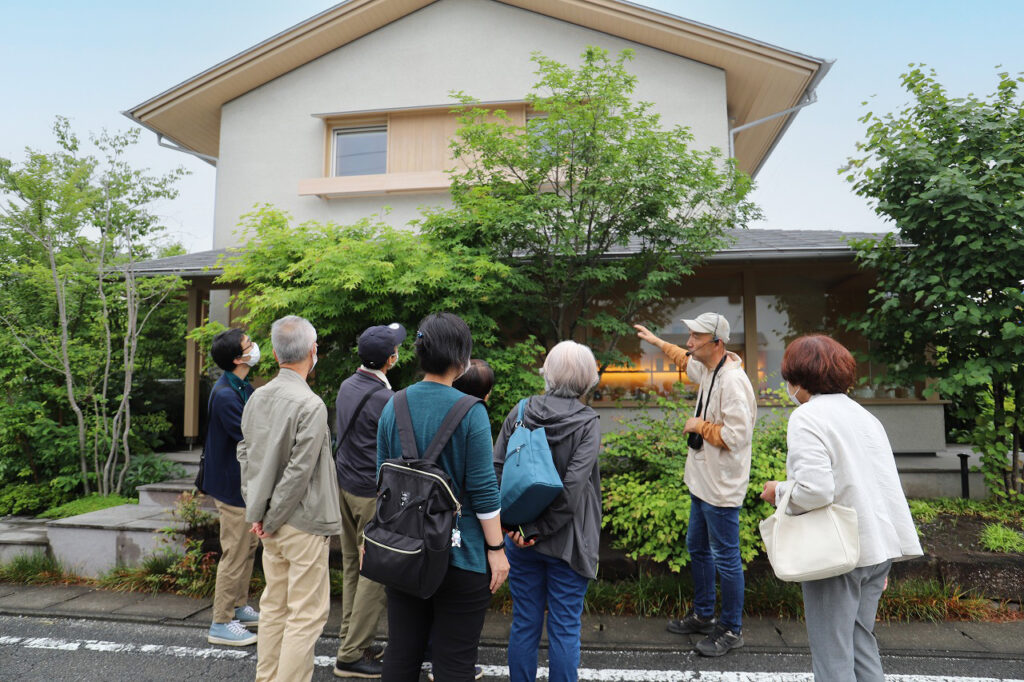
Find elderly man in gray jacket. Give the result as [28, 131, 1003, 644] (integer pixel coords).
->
[238, 315, 342, 682]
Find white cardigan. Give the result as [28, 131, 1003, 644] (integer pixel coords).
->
[775, 393, 923, 567]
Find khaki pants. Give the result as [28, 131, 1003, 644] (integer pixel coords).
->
[255, 523, 331, 682]
[336, 488, 387, 662]
[212, 499, 260, 624]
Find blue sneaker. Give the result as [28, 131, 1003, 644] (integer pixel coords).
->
[208, 619, 257, 646]
[234, 605, 259, 629]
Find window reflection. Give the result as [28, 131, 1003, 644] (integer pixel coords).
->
[593, 294, 744, 403]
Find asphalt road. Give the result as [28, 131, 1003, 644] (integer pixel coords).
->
[1, 615, 1022, 681]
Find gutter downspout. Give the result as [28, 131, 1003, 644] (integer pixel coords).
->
[729, 59, 835, 177]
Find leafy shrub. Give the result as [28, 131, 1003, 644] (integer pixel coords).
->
[0, 482, 69, 516]
[601, 396, 788, 571]
[478, 336, 546, 434]
[979, 523, 1024, 553]
[121, 452, 186, 493]
[38, 494, 137, 520]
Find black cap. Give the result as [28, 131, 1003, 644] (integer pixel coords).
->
[358, 323, 407, 369]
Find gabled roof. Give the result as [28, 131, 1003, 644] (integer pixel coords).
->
[124, 0, 829, 176]
[134, 229, 883, 279]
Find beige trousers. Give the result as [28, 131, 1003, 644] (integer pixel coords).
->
[335, 488, 387, 662]
[212, 499, 260, 624]
[255, 523, 331, 682]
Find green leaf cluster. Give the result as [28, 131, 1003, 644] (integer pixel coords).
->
[212, 206, 512, 401]
[600, 396, 788, 571]
[421, 47, 759, 366]
[842, 66, 1024, 499]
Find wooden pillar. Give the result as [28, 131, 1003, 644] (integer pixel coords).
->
[742, 270, 759, 394]
[184, 283, 205, 444]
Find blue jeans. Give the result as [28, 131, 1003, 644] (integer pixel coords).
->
[506, 538, 590, 682]
[687, 494, 744, 632]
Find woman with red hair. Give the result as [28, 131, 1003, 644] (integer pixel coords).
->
[761, 335, 922, 682]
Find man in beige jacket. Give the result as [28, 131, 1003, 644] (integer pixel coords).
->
[635, 312, 756, 658]
[238, 315, 342, 682]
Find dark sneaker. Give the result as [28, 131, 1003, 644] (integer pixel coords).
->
[666, 611, 716, 635]
[695, 625, 744, 657]
[365, 643, 385, 661]
[334, 652, 383, 678]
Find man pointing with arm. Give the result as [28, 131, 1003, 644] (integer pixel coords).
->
[634, 312, 756, 658]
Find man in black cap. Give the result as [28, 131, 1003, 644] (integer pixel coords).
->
[333, 322, 406, 678]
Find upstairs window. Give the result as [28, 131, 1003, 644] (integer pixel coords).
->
[333, 125, 387, 176]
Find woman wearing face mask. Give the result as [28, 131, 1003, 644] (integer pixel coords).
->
[761, 335, 922, 682]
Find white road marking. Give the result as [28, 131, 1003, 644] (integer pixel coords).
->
[1, 636, 1020, 681]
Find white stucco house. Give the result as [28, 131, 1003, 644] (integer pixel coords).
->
[125, 0, 949, 462]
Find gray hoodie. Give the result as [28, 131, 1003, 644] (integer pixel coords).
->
[493, 394, 601, 579]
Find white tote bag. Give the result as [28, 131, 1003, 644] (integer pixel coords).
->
[759, 482, 860, 582]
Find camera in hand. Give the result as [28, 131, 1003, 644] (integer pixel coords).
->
[687, 431, 704, 450]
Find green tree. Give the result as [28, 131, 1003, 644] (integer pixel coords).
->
[0, 118, 186, 496]
[422, 47, 759, 366]
[211, 206, 515, 401]
[843, 66, 1024, 499]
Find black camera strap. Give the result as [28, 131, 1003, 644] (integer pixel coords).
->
[694, 354, 728, 419]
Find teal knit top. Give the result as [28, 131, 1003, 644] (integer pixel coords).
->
[377, 381, 499, 574]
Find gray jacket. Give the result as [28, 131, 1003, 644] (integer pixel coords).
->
[238, 368, 342, 537]
[493, 394, 601, 579]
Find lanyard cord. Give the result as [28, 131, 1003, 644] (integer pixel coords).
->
[694, 354, 728, 419]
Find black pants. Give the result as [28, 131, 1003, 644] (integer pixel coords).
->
[383, 565, 491, 682]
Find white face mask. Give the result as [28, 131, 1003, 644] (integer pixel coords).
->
[786, 383, 802, 406]
[243, 341, 261, 367]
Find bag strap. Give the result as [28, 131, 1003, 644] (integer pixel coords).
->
[393, 389, 481, 465]
[335, 382, 386, 456]
[514, 398, 528, 427]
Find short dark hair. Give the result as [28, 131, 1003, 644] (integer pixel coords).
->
[211, 328, 246, 372]
[781, 335, 857, 395]
[414, 313, 472, 376]
[453, 359, 494, 400]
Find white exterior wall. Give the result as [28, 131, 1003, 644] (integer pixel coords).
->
[213, 0, 729, 248]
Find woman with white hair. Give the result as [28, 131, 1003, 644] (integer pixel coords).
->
[493, 340, 602, 682]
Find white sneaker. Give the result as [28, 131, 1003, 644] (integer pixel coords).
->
[208, 619, 258, 646]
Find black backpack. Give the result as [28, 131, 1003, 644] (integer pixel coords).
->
[360, 389, 481, 599]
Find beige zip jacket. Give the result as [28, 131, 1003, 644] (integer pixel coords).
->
[237, 368, 342, 537]
[658, 342, 757, 508]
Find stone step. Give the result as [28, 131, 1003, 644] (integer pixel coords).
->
[0, 517, 50, 563]
[159, 449, 200, 477]
[137, 478, 216, 510]
[46, 504, 188, 579]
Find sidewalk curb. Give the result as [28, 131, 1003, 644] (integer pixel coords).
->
[3, 606, 1022, 662]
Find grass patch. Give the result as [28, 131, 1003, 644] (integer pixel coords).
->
[877, 579, 992, 622]
[37, 494, 137, 520]
[979, 523, 1024, 553]
[0, 552, 76, 585]
[908, 497, 1023, 527]
[491, 572, 1012, 623]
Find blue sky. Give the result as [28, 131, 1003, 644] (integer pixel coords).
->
[2, 0, 1021, 252]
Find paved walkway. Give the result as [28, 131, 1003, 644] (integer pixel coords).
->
[0, 583, 1021, 659]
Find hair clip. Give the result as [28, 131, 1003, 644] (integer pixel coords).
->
[416, 331, 424, 338]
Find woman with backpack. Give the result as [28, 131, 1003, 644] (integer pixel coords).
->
[374, 313, 509, 682]
[493, 340, 602, 682]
